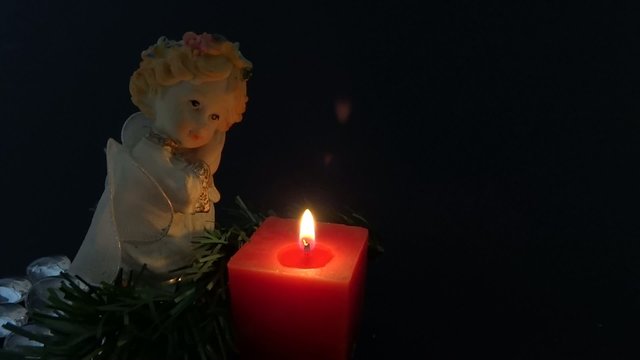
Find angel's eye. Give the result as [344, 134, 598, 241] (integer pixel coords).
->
[209, 114, 220, 121]
[190, 100, 201, 109]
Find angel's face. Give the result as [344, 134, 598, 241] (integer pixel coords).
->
[152, 79, 232, 148]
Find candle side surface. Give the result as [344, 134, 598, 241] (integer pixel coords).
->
[227, 216, 368, 360]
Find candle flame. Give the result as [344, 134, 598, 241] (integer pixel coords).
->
[299, 209, 316, 252]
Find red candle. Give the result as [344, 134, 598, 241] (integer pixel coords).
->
[227, 210, 368, 360]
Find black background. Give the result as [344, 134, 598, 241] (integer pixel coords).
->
[1, 1, 640, 358]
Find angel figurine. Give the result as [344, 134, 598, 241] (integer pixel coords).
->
[69, 32, 253, 285]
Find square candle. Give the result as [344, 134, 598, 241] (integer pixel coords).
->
[227, 214, 368, 360]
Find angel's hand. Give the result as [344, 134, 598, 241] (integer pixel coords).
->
[195, 131, 226, 174]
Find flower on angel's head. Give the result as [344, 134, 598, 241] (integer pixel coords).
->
[182, 31, 220, 55]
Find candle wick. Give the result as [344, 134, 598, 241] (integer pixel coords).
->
[302, 237, 311, 254]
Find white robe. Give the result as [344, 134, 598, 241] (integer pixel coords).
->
[69, 112, 222, 285]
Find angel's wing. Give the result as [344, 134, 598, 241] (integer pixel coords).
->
[68, 185, 122, 286]
[107, 138, 173, 245]
[121, 112, 152, 151]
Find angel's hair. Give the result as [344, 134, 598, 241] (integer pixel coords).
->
[129, 32, 253, 131]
